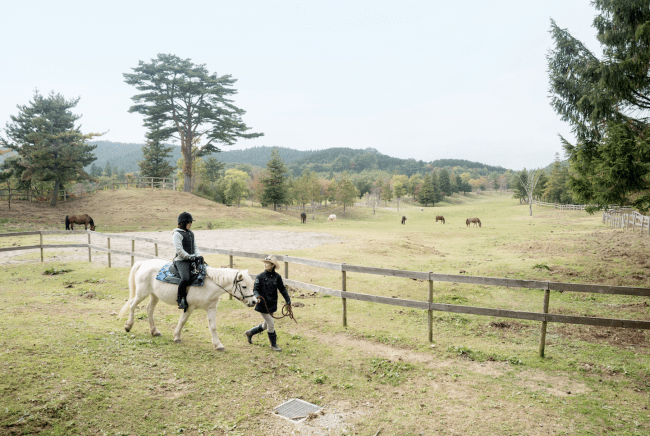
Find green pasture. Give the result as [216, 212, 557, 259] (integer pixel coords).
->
[1, 192, 649, 435]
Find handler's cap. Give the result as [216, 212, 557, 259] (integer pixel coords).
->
[262, 255, 281, 270]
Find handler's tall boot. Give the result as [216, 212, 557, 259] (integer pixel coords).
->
[268, 331, 282, 352]
[245, 324, 264, 344]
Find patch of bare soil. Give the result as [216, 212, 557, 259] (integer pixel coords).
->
[553, 324, 649, 350]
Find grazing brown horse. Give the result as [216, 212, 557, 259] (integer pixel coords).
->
[401, 216, 407, 224]
[300, 212, 307, 224]
[65, 214, 96, 231]
[469, 217, 481, 227]
[435, 215, 445, 224]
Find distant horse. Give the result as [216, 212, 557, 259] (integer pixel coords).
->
[401, 216, 407, 225]
[65, 214, 96, 231]
[469, 217, 482, 227]
[327, 214, 337, 222]
[436, 215, 445, 224]
[300, 212, 307, 224]
[118, 260, 257, 350]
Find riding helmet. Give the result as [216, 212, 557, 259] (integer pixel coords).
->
[177, 212, 194, 224]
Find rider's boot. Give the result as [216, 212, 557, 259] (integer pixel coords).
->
[268, 331, 282, 351]
[245, 324, 264, 344]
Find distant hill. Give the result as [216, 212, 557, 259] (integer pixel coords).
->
[1, 141, 513, 177]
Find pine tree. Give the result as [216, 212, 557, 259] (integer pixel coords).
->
[138, 125, 174, 179]
[0, 91, 100, 206]
[438, 169, 451, 197]
[430, 171, 442, 206]
[124, 54, 263, 193]
[104, 160, 113, 177]
[261, 148, 288, 211]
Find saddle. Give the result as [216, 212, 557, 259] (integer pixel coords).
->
[156, 260, 207, 286]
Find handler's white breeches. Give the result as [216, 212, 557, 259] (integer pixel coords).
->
[260, 313, 275, 333]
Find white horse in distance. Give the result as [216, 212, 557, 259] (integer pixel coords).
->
[327, 214, 337, 222]
[118, 259, 257, 351]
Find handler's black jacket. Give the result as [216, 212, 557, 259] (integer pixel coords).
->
[253, 270, 291, 313]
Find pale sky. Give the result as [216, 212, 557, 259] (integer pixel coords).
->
[1, 0, 601, 170]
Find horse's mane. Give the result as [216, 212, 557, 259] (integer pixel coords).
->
[205, 267, 249, 285]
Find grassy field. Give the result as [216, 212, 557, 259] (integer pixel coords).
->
[1, 191, 649, 435]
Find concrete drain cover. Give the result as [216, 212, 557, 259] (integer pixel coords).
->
[274, 398, 321, 423]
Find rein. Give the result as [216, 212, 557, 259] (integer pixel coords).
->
[212, 270, 255, 302]
[257, 295, 297, 323]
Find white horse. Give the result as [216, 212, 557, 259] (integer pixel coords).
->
[118, 259, 257, 351]
[327, 214, 337, 222]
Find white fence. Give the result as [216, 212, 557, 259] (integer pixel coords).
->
[603, 209, 650, 235]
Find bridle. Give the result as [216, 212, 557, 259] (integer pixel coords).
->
[214, 270, 255, 302]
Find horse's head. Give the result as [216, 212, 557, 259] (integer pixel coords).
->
[234, 270, 257, 307]
[90, 225, 96, 231]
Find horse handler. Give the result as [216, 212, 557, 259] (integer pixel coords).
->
[245, 255, 291, 351]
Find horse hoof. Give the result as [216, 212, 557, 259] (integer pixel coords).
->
[174, 339, 182, 343]
[153, 333, 162, 337]
[214, 344, 225, 351]
[124, 326, 131, 333]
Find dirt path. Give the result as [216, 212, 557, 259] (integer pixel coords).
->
[0, 229, 342, 267]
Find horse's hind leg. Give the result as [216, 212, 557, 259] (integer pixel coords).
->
[124, 292, 150, 333]
[206, 305, 225, 351]
[147, 294, 162, 337]
[173, 307, 195, 343]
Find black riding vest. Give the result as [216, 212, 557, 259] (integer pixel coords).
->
[178, 229, 196, 255]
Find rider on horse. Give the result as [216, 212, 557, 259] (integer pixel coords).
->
[172, 212, 203, 311]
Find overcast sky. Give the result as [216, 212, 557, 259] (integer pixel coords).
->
[1, 0, 602, 170]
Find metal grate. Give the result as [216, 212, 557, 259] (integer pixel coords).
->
[274, 398, 321, 423]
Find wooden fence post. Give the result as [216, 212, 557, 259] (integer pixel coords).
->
[284, 255, 289, 279]
[342, 263, 347, 327]
[173, 179, 176, 191]
[131, 239, 135, 267]
[428, 271, 433, 343]
[88, 232, 92, 262]
[229, 253, 234, 300]
[154, 242, 158, 258]
[8, 182, 11, 210]
[107, 238, 111, 268]
[539, 284, 551, 358]
[40, 231, 44, 262]
[151, 178, 154, 191]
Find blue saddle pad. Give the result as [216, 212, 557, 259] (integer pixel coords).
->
[156, 262, 206, 287]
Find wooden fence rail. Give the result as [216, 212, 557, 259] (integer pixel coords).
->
[533, 200, 632, 211]
[2, 229, 649, 358]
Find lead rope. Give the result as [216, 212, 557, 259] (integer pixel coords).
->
[257, 295, 297, 323]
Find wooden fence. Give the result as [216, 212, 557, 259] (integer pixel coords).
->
[2, 229, 649, 358]
[603, 209, 650, 235]
[533, 200, 632, 211]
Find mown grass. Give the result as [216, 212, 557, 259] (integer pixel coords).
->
[1, 192, 649, 435]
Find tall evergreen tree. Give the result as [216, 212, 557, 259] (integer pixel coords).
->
[0, 91, 100, 206]
[104, 160, 113, 177]
[418, 176, 434, 206]
[548, 1, 650, 212]
[438, 168, 451, 197]
[261, 148, 288, 211]
[124, 54, 263, 193]
[430, 171, 442, 205]
[138, 125, 174, 179]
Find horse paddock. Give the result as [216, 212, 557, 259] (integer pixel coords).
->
[1, 192, 649, 434]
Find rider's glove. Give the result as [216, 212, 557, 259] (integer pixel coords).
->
[188, 254, 196, 261]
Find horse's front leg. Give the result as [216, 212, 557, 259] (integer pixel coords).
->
[206, 305, 224, 351]
[124, 293, 148, 333]
[147, 294, 162, 337]
[173, 307, 195, 343]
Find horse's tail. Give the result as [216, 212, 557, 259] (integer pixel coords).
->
[65, 216, 70, 230]
[118, 261, 143, 318]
